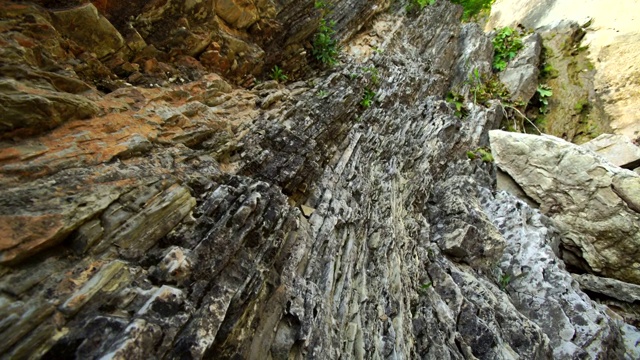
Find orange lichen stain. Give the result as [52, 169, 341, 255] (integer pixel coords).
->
[0, 213, 65, 263]
[0, 110, 159, 178]
[61, 260, 105, 291]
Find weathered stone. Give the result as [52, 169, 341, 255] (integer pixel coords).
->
[0, 78, 100, 136]
[0, 181, 129, 263]
[482, 189, 628, 359]
[490, 130, 640, 284]
[50, 4, 125, 59]
[487, 0, 640, 140]
[574, 273, 640, 304]
[532, 21, 610, 143]
[59, 260, 126, 316]
[499, 33, 542, 103]
[452, 23, 494, 94]
[582, 133, 640, 169]
[215, 0, 260, 30]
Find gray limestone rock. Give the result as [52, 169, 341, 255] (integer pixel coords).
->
[499, 33, 542, 103]
[490, 130, 640, 284]
[573, 273, 640, 303]
[582, 133, 640, 169]
[482, 189, 627, 359]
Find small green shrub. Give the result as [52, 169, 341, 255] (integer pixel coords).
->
[574, 98, 589, 114]
[446, 91, 467, 118]
[363, 66, 380, 85]
[450, 0, 494, 21]
[406, 0, 436, 12]
[536, 84, 552, 113]
[499, 273, 511, 291]
[467, 147, 494, 162]
[466, 150, 477, 160]
[492, 27, 523, 71]
[540, 63, 559, 80]
[360, 88, 376, 108]
[312, 18, 339, 66]
[314, 0, 328, 9]
[270, 65, 288, 82]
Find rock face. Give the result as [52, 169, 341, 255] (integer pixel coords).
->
[487, 0, 640, 141]
[0, 0, 637, 359]
[582, 133, 640, 169]
[490, 130, 640, 284]
[482, 190, 626, 359]
[498, 32, 541, 103]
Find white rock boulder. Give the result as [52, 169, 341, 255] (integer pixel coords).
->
[489, 130, 640, 284]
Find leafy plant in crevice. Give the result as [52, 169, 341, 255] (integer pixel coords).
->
[363, 65, 380, 85]
[535, 84, 552, 114]
[492, 26, 523, 71]
[574, 98, 589, 114]
[450, 0, 495, 21]
[499, 273, 511, 291]
[406, 0, 436, 12]
[446, 91, 468, 118]
[466, 147, 494, 162]
[314, 0, 328, 9]
[270, 65, 288, 82]
[360, 88, 376, 108]
[540, 63, 559, 80]
[466, 67, 483, 104]
[461, 65, 512, 105]
[418, 282, 433, 295]
[312, 1, 339, 66]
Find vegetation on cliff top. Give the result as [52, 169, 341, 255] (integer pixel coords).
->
[450, 0, 495, 20]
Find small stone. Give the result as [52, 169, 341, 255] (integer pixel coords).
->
[300, 205, 315, 217]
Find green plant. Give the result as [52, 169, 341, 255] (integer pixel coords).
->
[536, 84, 552, 113]
[314, 0, 328, 9]
[317, 89, 329, 98]
[406, 0, 436, 12]
[417, 282, 433, 295]
[364, 66, 380, 85]
[467, 67, 482, 104]
[466, 151, 477, 160]
[450, 0, 494, 21]
[540, 63, 559, 80]
[467, 147, 494, 162]
[492, 27, 523, 71]
[446, 91, 467, 118]
[499, 274, 511, 291]
[574, 98, 589, 114]
[312, 18, 339, 66]
[360, 88, 376, 108]
[270, 65, 288, 82]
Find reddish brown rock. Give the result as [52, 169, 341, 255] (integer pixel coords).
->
[49, 4, 125, 59]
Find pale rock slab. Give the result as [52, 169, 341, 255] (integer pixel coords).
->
[489, 130, 640, 284]
[582, 133, 640, 169]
